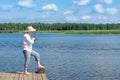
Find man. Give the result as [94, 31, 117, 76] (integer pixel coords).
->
[23, 26, 44, 75]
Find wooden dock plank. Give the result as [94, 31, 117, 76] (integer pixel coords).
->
[4, 73, 11, 80]
[14, 73, 20, 80]
[0, 72, 48, 80]
[23, 74, 28, 80]
[9, 73, 15, 80]
[32, 72, 37, 80]
[37, 73, 42, 80]
[41, 73, 48, 80]
[27, 73, 32, 80]
[0, 73, 6, 80]
[18, 74, 23, 80]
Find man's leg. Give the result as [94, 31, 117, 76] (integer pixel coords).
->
[31, 50, 45, 68]
[23, 50, 31, 75]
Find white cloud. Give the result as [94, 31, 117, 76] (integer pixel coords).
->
[94, 4, 118, 15]
[73, 0, 90, 6]
[64, 11, 73, 15]
[81, 15, 91, 20]
[1, 4, 13, 11]
[106, 8, 118, 14]
[105, 0, 112, 4]
[99, 0, 112, 4]
[94, 4, 104, 13]
[65, 16, 78, 21]
[18, 0, 36, 8]
[42, 4, 58, 11]
[98, 15, 107, 20]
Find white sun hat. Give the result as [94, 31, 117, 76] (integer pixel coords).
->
[25, 26, 36, 32]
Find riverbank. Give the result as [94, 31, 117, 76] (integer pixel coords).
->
[1, 30, 120, 34]
[37, 30, 120, 34]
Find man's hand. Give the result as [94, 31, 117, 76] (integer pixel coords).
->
[32, 38, 37, 42]
[34, 38, 37, 42]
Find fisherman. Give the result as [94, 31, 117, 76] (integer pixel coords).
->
[23, 26, 44, 75]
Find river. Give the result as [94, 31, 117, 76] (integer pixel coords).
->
[0, 33, 120, 80]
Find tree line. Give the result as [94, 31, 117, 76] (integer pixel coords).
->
[0, 23, 120, 33]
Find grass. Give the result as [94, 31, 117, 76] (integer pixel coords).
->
[36, 30, 120, 34]
[1, 30, 120, 34]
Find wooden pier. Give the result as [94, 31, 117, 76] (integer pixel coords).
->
[0, 72, 48, 80]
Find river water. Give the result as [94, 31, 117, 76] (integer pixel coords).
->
[0, 33, 120, 80]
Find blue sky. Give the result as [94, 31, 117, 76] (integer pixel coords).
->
[0, 0, 120, 23]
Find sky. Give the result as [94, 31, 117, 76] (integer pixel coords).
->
[0, 0, 120, 23]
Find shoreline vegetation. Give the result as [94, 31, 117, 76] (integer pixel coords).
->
[0, 23, 120, 34]
[42, 30, 120, 34]
[1, 30, 120, 34]
[37, 30, 120, 34]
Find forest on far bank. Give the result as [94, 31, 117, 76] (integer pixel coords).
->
[0, 23, 120, 33]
